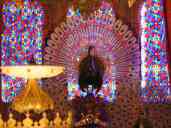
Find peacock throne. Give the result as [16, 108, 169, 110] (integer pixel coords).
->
[44, 1, 141, 127]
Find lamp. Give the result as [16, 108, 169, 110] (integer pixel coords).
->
[1, 65, 64, 113]
[128, 0, 137, 8]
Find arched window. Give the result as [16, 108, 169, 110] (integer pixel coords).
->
[1, 0, 44, 102]
[141, 0, 170, 103]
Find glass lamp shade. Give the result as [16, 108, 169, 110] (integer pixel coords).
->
[0, 65, 64, 79]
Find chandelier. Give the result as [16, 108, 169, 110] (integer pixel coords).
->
[1, 65, 64, 113]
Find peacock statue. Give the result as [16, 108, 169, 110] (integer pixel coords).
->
[44, 1, 140, 102]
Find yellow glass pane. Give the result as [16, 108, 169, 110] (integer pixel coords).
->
[1, 65, 64, 79]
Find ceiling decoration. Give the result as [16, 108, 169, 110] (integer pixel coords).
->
[67, 0, 113, 17]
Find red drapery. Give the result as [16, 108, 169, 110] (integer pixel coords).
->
[165, 0, 171, 85]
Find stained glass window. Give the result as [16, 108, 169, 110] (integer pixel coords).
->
[141, 0, 170, 103]
[1, 0, 44, 102]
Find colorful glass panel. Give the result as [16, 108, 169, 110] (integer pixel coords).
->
[141, 0, 170, 103]
[1, 0, 44, 102]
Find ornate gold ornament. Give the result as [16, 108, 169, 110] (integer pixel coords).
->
[128, 0, 137, 8]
